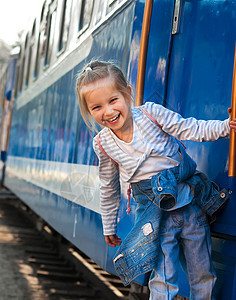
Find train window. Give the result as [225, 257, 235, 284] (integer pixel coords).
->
[34, 34, 40, 79]
[19, 34, 29, 92]
[34, 29, 44, 79]
[78, 0, 94, 34]
[14, 46, 21, 97]
[34, 1, 46, 78]
[108, 0, 117, 5]
[58, 0, 72, 53]
[93, 0, 106, 24]
[40, 1, 46, 22]
[14, 63, 20, 98]
[25, 20, 36, 86]
[44, 0, 57, 67]
[106, 0, 127, 14]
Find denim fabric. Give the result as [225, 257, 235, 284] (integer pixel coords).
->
[151, 145, 229, 216]
[113, 146, 229, 287]
[114, 180, 162, 286]
[149, 203, 217, 300]
[151, 145, 196, 209]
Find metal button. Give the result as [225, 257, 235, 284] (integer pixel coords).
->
[220, 192, 226, 198]
[158, 187, 163, 192]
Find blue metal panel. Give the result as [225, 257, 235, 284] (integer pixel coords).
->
[143, 0, 175, 104]
[5, 173, 108, 267]
[142, 0, 236, 297]
[166, 0, 236, 236]
[127, 1, 145, 88]
[211, 236, 236, 300]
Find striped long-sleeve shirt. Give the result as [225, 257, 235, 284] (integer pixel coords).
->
[93, 102, 230, 235]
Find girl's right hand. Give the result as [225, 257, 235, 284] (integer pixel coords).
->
[105, 234, 122, 247]
[229, 108, 236, 133]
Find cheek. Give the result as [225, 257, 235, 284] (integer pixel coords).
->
[116, 102, 128, 114]
[91, 111, 102, 122]
[120, 104, 129, 117]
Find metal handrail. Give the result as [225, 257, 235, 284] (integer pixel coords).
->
[135, 0, 153, 106]
[229, 44, 236, 177]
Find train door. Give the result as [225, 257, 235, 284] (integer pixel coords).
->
[139, 0, 236, 298]
[166, 3, 236, 298]
[164, 2, 236, 233]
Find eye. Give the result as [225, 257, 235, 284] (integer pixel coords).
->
[91, 105, 101, 111]
[110, 98, 117, 103]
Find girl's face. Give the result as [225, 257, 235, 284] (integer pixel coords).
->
[83, 77, 132, 139]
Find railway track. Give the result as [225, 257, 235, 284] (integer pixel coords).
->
[0, 189, 150, 300]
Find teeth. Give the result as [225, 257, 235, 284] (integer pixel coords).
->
[108, 114, 119, 122]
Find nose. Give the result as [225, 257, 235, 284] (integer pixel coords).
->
[104, 104, 114, 117]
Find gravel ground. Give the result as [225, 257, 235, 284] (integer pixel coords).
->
[0, 202, 50, 300]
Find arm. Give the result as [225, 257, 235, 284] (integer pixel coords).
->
[93, 137, 122, 247]
[144, 102, 230, 142]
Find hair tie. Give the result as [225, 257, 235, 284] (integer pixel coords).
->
[85, 66, 92, 72]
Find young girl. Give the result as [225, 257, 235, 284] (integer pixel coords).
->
[76, 60, 236, 299]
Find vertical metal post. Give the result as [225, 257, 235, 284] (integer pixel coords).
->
[229, 44, 236, 177]
[135, 0, 153, 106]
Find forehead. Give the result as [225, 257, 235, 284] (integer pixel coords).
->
[81, 76, 116, 95]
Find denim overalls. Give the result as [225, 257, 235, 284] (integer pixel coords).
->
[114, 145, 229, 299]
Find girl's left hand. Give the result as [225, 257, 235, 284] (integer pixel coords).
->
[105, 234, 122, 247]
[228, 108, 236, 133]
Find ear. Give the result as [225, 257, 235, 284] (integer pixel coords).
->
[127, 85, 132, 94]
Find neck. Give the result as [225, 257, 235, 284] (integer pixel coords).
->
[113, 128, 133, 143]
[111, 113, 133, 143]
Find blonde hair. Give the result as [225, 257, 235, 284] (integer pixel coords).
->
[75, 60, 132, 132]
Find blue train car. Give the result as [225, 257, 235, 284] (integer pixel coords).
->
[1, 0, 236, 298]
[0, 47, 19, 181]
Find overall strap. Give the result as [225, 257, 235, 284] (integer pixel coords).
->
[96, 133, 131, 214]
[139, 107, 162, 129]
[96, 133, 118, 166]
[138, 107, 186, 149]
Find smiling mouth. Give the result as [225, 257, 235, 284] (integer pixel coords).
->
[106, 113, 120, 124]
